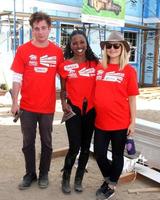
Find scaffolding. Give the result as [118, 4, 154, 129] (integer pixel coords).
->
[0, 8, 160, 86]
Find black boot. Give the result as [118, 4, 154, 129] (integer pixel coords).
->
[61, 170, 71, 194]
[74, 170, 84, 192]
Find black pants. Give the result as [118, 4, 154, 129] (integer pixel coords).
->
[20, 109, 54, 175]
[63, 102, 95, 174]
[94, 128, 127, 185]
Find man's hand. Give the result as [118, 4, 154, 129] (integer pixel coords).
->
[11, 102, 19, 116]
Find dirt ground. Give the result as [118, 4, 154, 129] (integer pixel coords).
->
[0, 88, 160, 200]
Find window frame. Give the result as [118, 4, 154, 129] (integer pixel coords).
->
[124, 31, 138, 64]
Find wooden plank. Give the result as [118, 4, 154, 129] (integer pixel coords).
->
[128, 187, 160, 194]
[119, 172, 136, 184]
[52, 147, 68, 158]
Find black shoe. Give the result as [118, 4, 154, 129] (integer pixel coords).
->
[18, 173, 37, 190]
[74, 177, 83, 192]
[38, 174, 49, 189]
[96, 181, 108, 196]
[96, 185, 115, 200]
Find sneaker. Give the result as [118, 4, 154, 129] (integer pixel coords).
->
[38, 174, 49, 189]
[96, 181, 108, 196]
[18, 173, 37, 190]
[96, 185, 115, 200]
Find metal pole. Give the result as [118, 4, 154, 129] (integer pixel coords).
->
[22, 0, 24, 12]
[13, 0, 16, 55]
[141, 0, 144, 25]
[139, 0, 145, 86]
[21, 0, 24, 44]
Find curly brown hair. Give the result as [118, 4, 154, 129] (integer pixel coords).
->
[29, 11, 51, 28]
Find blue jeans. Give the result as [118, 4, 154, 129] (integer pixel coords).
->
[20, 109, 54, 175]
[94, 128, 127, 185]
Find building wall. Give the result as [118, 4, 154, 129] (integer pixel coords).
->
[0, 0, 159, 86]
[37, 0, 82, 7]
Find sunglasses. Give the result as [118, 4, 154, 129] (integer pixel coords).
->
[105, 43, 121, 49]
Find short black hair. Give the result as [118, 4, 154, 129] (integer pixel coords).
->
[64, 29, 99, 63]
[29, 11, 51, 28]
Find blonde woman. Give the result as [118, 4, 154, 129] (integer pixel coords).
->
[94, 31, 139, 200]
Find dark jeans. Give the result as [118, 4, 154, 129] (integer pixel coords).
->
[20, 109, 54, 175]
[94, 128, 127, 185]
[63, 102, 95, 175]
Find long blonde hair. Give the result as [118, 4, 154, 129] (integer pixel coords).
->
[102, 43, 129, 70]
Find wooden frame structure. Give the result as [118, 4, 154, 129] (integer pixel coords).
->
[0, 11, 160, 86]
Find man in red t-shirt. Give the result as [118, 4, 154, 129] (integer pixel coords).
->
[11, 12, 64, 190]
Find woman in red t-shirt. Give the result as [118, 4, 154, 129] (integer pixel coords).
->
[59, 30, 99, 194]
[94, 31, 139, 200]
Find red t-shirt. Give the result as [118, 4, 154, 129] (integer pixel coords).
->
[11, 41, 64, 113]
[94, 63, 139, 130]
[59, 60, 97, 112]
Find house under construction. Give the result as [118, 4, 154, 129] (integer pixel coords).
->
[0, 0, 160, 87]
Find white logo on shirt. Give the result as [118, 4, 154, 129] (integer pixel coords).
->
[96, 70, 124, 83]
[64, 64, 79, 78]
[28, 54, 56, 73]
[40, 55, 56, 67]
[29, 54, 37, 60]
[34, 67, 48, 73]
[64, 64, 95, 78]
[64, 64, 79, 72]
[78, 67, 95, 77]
[96, 70, 104, 80]
[29, 54, 38, 66]
[68, 73, 78, 78]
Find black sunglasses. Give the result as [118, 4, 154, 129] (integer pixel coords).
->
[105, 43, 121, 49]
